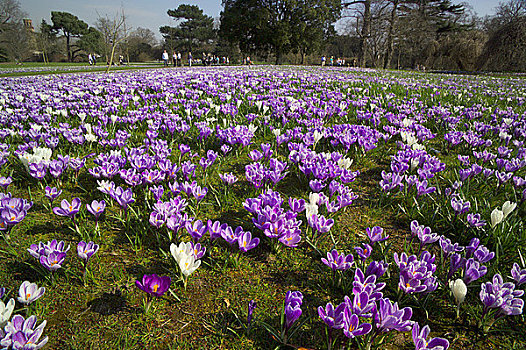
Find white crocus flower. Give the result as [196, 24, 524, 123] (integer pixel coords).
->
[313, 130, 323, 144]
[449, 279, 467, 318]
[272, 128, 281, 138]
[490, 208, 504, 228]
[170, 242, 193, 264]
[309, 192, 320, 205]
[338, 157, 353, 170]
[305, 203, 319, 219]
[178, 254, 201, 277]
[410, 158, 419, 171]
[502, 201, 517, 219]
[449, 279, 467, 305]
[0, 298, 15, 327]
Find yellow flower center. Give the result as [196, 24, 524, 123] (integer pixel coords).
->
[152, 284, 159, 292]
[26, 293, 31, 300]
[349, 324, 354, 332]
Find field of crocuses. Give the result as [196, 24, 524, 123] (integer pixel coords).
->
[0, 65, 525, 349]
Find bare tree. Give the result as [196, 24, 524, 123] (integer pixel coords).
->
[0, 0, 24, 30]
[0, 0, 30, 62]
[343, 0, 372, 67]
[95, 8, 129, 72]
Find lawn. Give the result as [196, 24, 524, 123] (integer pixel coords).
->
[0, 65, 525, 350]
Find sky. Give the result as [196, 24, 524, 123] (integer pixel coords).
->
[22, 0, 501, 39]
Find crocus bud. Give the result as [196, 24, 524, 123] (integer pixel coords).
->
[502, 201, 517, 218]
[449, 278, 467, 305]
[490, 208, 504, 228]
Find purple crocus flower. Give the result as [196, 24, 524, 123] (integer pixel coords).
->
[221, 144, 231, 154]
[247, 300, 257, 326]
[112, 187, 135, 210]
[44, 186, 62, 205]
[463, 258, 487, 285]
[367, 226, 389, 244]
[219, 173, 238, 185]
[135, 274, 171, 298]
[27, 239, 70, 259]
[52, 198, 81, 219]
[480, 274, 524, 317]
[207, 220, 222, 240]
[238, 231, 260, 252]
[39, 251, 67, 271]
[17, 281, 45, 305]
[1, 208, 26, 226]
[77, 241, 99, 262]
[511, 263, 526, 286]
[395, 252, 437, 294]
[354, 243, 373, 261]
[179, 144, 191, 157]
[185, 220, 207, 241]
[342, 307, 372, 339]
[438, 236, 462, 257]
[474, 246, 495, 264]
[0, 176, 12, 190]
[1, 315, 48, 350]
[417, 226, 439, 246]
[321, 249, 354, 271]
[465, 238, 480, 258]
[373, 298, 414, 332]
[365, 260, 388, 279]
[467, 213, 486, 228]
[288, 198, 305, 213]
[318, 302, 345, 329]
[150, 185, 164, 201]
[86, 200, 105, 220]
[412, 322, 450, 350]
[284, 291, 303, 330]
[190, 242, 206, 260]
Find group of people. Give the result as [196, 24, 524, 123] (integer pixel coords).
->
[88, 53, 97, 65]
[321, 55, 356, 67]
[162, 50, 231, 67]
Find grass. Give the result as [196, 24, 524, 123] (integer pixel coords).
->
[0, 65, 525, 349]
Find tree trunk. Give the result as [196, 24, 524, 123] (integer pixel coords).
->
[275, 50, 283, 65]
[384, 0, 399, 69]
[360, 0, 371, 67]
[66, 34, 71, 62]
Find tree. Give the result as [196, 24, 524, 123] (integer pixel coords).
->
[76, 27, 103, 56]
[160, 4, 215, 53]
[35, 19, 56, 64]
[95, 9, 129, 71]
[220, 0, 272, 57]
[0, 0, 24, 31]
[342, 0, 372, 67]
[128, 27, 157, 61]
[220, 0, 340, 64]
[0, 0, 30, 62]
[51, 11, 88, 62]
[477, 0, 526, 71]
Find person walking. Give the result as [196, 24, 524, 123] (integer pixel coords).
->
[173, 51, 177, 67]
[177, 52, 181, 66]
[88, 53, 93, 65]
[162, 50, 169, 67]
[321, 56, 326, 67]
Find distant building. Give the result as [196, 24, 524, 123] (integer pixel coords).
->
[23, 19, 34, 32]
